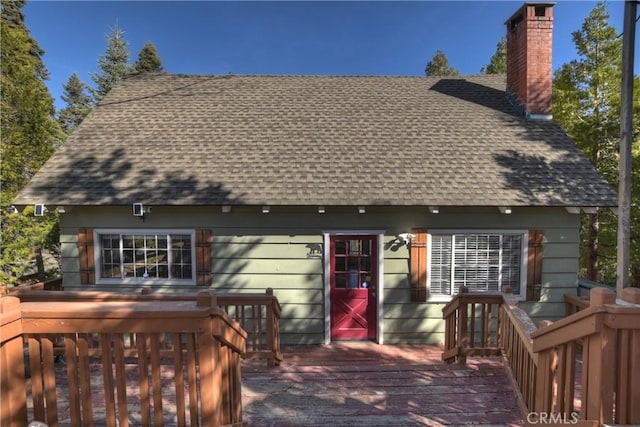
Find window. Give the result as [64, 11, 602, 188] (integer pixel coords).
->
[332, 237, 373, 289]
[429, 232, 526, 297]
[95, 230, 196, 284]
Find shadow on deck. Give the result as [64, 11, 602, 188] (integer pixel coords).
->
[241, 342, 524, 426]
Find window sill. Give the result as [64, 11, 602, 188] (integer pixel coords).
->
[95, 279, 196, 286]
[427, 293, 525, 303]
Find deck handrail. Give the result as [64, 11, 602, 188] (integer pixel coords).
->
[15, 288, 283, 366]
[1, 293, 248, 427]
[564, 293, 590, 315]
[442, 287, 504, 364]
[498, 296, 538, 413]
[3, 277, 63, 295]
[442, 286, 640, 426]
[530, 288, 640, 425]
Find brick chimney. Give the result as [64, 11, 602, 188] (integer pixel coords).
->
[505, 3, 554, 119]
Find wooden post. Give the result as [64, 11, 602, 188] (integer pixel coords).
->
[534, 349, 554, 413]
[626, 323, 640, 424]
[590, 287, 616, 306]
[582, 308, 615, 424]
[199, 309, 223, 426]
[197, 290, 218, 308]
[618, 287, 640, 424]
[0, 297, 28, 427]
[457, 286, 468, 364]
[265, 288, 276, 367]
[621, 287, 640, 304]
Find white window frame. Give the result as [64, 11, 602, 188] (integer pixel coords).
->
[93, 229, 197, 285]
[426, 229, 528, 302]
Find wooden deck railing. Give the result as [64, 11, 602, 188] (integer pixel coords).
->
[564, 294, 590, 315]
[442, 286, 640, 426]
[531, 287, 640, 426]
[15, 288, 283, 367]
[498, 294, 542, 415]
[2, 276, 63, 295]
[442, 287, 503, 364]
[1, 293, 247, 427]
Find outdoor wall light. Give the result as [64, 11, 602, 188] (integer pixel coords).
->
[358, 206, 366, 214]
[318, 206, 326, 214]
[133, 203, 145, 217]
[429, 206, 439, 214]
[499, 207, 512, 215]
[396, 233, 416, 246]
[222, 205, 231, 213]
[262, 206, 270, 214]
[34, 204, 47, 216]
[133, 203, 151, 220]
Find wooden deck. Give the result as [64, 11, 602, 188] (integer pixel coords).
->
[241, 343, 524, 426]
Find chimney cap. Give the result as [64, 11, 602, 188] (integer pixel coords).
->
[505, 2, 555, 26]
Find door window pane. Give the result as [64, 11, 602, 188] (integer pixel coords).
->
[361, 240, 371, 255]
[332, 237, 376, 289]
[349, 240, 360, 255]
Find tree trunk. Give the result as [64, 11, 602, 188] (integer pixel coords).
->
[35, 248, 45, 281]
[586, 213, 600, 281]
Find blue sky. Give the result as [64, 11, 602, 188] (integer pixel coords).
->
[24, 1, 632, 110]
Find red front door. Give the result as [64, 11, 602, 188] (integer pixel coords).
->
[330, 235, 377, 340]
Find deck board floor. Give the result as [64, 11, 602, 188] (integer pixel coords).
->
[241, 343, 525, 426]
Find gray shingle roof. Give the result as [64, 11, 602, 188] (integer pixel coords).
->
[15, 73, 617, 207]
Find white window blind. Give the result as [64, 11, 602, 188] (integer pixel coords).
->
[430, 233, 523, 296]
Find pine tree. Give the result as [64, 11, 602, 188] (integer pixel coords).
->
[553, 2, 640, 285]
[0, 0, 63, 287]
[133, 41, 163, 74]
[90, 23, 131, 103]
[480, 37, 506, 74]
[424, 50, 459, 76]
[58, 73, 92, 133]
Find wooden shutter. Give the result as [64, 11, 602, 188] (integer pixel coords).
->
[78, 228, 95, 285]
[410, 229, 428, 302]
[527, 230, 544, 301]
[196, 229, 212, 286]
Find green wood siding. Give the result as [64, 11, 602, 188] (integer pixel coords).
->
[58, 206, 583, 345]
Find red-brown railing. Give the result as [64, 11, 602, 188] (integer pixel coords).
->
[564, 294, 589, 315]
[498, 294, 541, 415]
[2, 276, 63, 295]
[16, 288, 283, 367]
[443, 286, 640, 426]
[1, 293, 247, 427]
[532, 288, 640, 425]
[442, 287, 503, 364]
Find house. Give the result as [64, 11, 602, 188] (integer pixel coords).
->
[14, 3, 617, 345]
